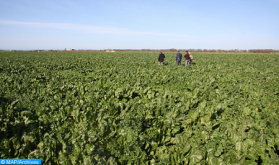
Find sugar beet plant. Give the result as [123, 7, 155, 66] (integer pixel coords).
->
[0, 51, 279, 164]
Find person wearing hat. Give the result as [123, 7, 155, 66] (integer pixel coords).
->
[158, 52, 165, 65]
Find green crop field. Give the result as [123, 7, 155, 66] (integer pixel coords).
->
[0, 51, 279, 164]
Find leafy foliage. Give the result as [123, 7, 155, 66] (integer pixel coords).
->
[0, 52, 279, 164]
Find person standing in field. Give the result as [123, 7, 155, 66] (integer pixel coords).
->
[184, 51, 190, 67]
[158, 52, 165, 65]
[189, 52, 193, 64]
[176, 51, 182, 65]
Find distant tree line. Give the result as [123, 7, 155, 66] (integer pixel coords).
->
[112, 49, 279, 53]
[2, 49, 278, 53]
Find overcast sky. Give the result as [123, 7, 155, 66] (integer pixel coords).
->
[0, 0, 279, 50]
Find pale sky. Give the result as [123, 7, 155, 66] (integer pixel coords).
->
[0, 0, 279, 50]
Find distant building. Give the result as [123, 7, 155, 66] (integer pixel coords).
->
[66, 49, 75, 51]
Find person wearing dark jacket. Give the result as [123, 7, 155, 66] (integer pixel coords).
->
[184, 51, 190, 67]
[176, 51, 182, 65]
[158, 52, 165, 65]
